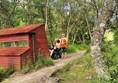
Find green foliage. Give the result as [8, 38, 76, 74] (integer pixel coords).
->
[0, 0, 96, 45]
[54, 49, 112, 83]
[102, 40, 118, 83]
[22, 56, 54, 73]
[0, 41, 28, 48]
[114, 29, 118, 45]
[34, 56, 43, 69]
[54, 51, 104, 83]
[33, 18, 44, 24]
[34, 56, 54, 70]
[43, 57, 54, 66]
[67, 43, 88, 53]
[0, 65, 16, 82]
[22, 63, 32, 74]
[0, 67, 6, 81]
[0, 67, 6, 75]
[6, 65, 16, 76]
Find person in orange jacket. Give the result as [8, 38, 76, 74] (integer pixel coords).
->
[60, 34, 68, 58]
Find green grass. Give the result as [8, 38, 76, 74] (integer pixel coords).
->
[54, 51, 109, 83]
[34, 56, 54, 69]
[22, 56, 54, 73]
[0, 65, 16, 82]
[67, 43, 88, 53]
[54, 41, 118, 83]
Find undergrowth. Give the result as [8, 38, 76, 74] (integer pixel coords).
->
[102, 41, 118, 83]
[54, 50, 110, 83]
[34, 56, 54, 69]
[67, 43, 88, 53]
[0, 65, 16, 82]
[22, 56, 54, 73]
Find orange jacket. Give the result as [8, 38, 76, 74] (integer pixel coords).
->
[60, 37, 67, 48]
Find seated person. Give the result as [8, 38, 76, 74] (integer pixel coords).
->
[56, 39, 61, 49]
[55, 39, 61, 58]
[49, 40, 57, 56]
[49, 39, 61, 59]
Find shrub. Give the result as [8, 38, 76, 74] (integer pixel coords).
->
[0, 65, 16, 82]
[22, 61, 32, 74]
[0, 67, 6, 81]
[34, 56, 54, 69]
[102, 40, 118, 82]
[34, 56, 43, 69]
[22, 64, 31, 74]
[43, 57, 54, 66]
[114, 29, 118, 45]
[6, 65, 16, 76]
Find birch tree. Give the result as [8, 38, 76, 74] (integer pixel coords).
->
[91, 0, 116, 79]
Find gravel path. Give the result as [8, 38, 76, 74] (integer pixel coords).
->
[2, 51, 85, 83]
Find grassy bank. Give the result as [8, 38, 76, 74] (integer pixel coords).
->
[53, 51, 104, 83]
[53, 51, 96, 83]
[52, 41, 118, 83]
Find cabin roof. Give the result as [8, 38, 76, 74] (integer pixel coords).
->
[0, 23, 44, 36]
[0, 47, 29, 56]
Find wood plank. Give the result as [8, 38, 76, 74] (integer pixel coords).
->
[0, 57, 21, 69]
[0, 47, 29, 56]
[0, 35, 29, 42]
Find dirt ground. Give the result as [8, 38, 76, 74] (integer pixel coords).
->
[2, 51, 85, 83]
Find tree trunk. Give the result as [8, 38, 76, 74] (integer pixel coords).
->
[85, 16, 92, 39]
[91, 0, 116, 79]
[80, 29, 85, 43]
[45, 0, 48, 30]
[66, 15, 71, 39]
[72, 28, 79, 44]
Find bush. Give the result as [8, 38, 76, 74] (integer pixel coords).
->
[22, 63, 31, 74]
[34, 56, 43, 69]
[43, 57, 54, 66]
[102, 41, 118, 82]
[0, 67, 6, 81]
[34, 56, 54, 69]
[114, 29, 118, 45]
[6, 65, 16, 76]
[0, 65, 16, 82]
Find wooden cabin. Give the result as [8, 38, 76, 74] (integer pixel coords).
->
[0, 23, 49, 70]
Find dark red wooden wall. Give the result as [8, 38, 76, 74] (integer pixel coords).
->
[30, 25, 49, 57]
[0, 56, 21, 69]
[0, 34, 29, 42]
[0, 24, 49, 70]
